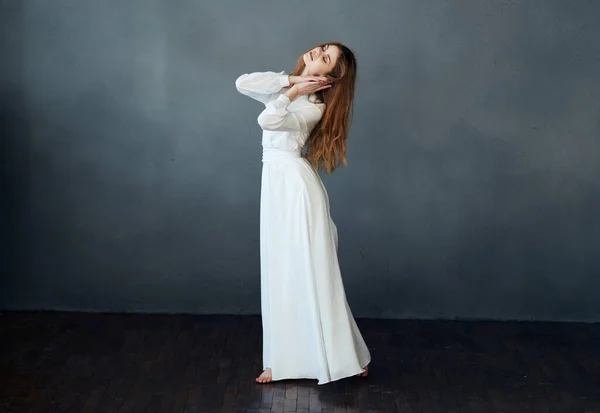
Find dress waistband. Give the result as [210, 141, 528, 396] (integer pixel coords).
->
[262, 148, 301, 163]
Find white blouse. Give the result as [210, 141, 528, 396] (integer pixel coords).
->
[235, 71, 325, 151]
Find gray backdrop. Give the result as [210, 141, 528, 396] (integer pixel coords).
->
[2, 0, 599, 321]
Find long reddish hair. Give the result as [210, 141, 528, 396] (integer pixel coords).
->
[289, 42, 357, 173]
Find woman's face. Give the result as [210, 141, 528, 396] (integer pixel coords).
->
[303, 44, 341, 76]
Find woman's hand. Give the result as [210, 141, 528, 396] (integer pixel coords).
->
[284, 79, 333, 101]
[288, 75, 329, 85]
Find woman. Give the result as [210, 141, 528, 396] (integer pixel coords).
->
[235, 42, 371, 385]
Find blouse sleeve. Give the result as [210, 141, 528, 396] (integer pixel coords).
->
[257, 94, 324, 133]
[235, 71, 290, 105]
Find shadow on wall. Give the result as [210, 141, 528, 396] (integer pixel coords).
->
[1, 0, 30, 308]
[1, 87, 31, 308]
[0, 80, 264, 313]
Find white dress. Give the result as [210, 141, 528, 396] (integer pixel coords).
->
[235, 71, 371, 385]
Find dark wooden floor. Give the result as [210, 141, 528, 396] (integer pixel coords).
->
[1, 312, 599, 413]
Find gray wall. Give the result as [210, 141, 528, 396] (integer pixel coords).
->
[2, 0, 600, 321]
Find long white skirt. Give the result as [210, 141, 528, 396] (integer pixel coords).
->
[259, 150, 371, 385]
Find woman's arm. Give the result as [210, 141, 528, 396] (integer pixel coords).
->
[257, 94, 323, 133]
[235, 71, 290, 105]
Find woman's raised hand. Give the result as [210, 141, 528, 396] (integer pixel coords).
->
[292, 79, 333, 96]
[288, 75, 329, 85]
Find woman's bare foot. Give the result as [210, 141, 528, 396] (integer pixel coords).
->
[256, 368, 272, 384]
[356, 364, 369, 377]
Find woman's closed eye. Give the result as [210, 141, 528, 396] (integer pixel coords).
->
[322, 45, 330, 63]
